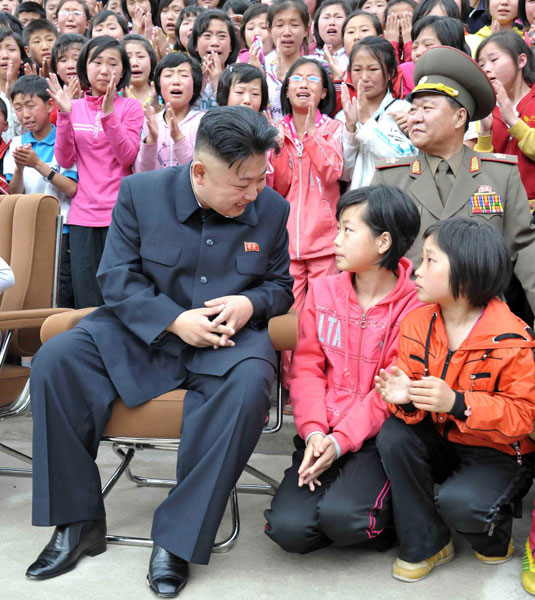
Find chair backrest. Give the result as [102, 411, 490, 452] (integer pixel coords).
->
[0, 194, 60, 356]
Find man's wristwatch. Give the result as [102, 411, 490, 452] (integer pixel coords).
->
[46, 167, 58, 181]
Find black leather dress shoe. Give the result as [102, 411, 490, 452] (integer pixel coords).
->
[147, 544, 189, 598]
[26, 519, 107, 580]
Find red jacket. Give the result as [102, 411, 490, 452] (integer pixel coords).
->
[332, 69, 406, 117]
[490, 85, 535, 200]
[289, 258, 422, 456]
[391, 299, 535, 457]
[269, 112, 343, 261]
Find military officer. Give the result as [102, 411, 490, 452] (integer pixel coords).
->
[371, 46, 535, 320]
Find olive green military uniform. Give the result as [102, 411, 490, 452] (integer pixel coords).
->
[370, 45, 535, 315]
[371, 147, 535, 312]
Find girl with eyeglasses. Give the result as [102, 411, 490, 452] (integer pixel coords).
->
[55, 0, 91, 35]
[268, 57, 343, 386]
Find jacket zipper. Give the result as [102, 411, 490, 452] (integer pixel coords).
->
[356, 311, 367, 393]
[296, 142, 303, 261]
[440, 349, 454, 379]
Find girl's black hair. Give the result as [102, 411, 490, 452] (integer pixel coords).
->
[280, 57, 336, 116]
[55, 0, 91, 20]
[476, 30, 535, 86]
[239, 3, 268, 48]
[0, 13, 23, 37]
[50, 33, 85, 84]
[424, 217, 512, 306]
[0, 30, 30, 76]
[268, 0, 310, 29]
[313, 0, 351, 49]
[342, 9, 383, 37]
[223, 0, 250, 16]
[187, 9, 239, 65]
[88, 9, 129, 37]
[153, 51, 202, 104]
[518, 0, 532, 27]
[174, 5, 204, 51]
[156, 0, 194, 30]
[383, 0, 417, 23]
[77, 35, 131, 90]
[121, 33, 157, 81]
[336, 185, 421, 272]
[413, 0, 460, 23]
[216, 62, 268, 111]
[349, 35, 397, 91]
[411, 15, 470, 56]
[120, 0, 159, 25]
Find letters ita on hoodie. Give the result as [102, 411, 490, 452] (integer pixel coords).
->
[288, 257, 422, 457]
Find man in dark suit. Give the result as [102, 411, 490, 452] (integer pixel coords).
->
[26, 107, 294, 597]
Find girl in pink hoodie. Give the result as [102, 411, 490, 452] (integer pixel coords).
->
[265, 184, 422, 554]
[48, 36, 143, 309]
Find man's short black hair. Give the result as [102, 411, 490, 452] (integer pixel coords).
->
[153, 52, 202, 105]
[23, 18, 58, 47]
[195, 106, 279, 168]
[11, 74, 50, 103]
[423, 217, 512, 307]
[77, 35, 131, 90]
[336, 185, 421, 271]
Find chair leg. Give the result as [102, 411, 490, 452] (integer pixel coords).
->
[102, 443, 241, 552]
[0, 441, 32, 477]
[101, 445, 136, 499]
[237, 464, 279, 496]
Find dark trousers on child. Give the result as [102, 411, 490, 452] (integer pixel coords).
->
[264, 436, 394, 554]
[377, 416, 535, 563]
[68, 225, 108, 309]
[58, 232, 74, 308]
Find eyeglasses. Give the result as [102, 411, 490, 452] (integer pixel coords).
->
[288, 74, 322, 83]
[58, 9, 84, 16]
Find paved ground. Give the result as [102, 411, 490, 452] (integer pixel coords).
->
[1, 413, 534, 600]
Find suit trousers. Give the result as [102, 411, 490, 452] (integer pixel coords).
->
[377, 416, 534, 562]
[30, 327, 274, 565]
[264, 436, 394, 554]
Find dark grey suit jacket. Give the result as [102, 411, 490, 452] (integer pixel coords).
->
[79, 164, 294, 406]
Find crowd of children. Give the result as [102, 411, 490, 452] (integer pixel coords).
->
[2, 0, 535, 594]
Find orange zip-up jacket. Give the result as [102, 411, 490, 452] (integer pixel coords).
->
[390, 298, 535, 457]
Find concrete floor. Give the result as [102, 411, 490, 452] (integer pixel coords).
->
[1, 414, 534, 600]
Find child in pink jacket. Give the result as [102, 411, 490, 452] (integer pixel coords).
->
[264, 184, 422, 555]
[134, 53, 203, 173]
[49, 36, 143, 308]
[269, 57, 343, 385]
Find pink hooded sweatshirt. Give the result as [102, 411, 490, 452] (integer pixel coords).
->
[268, 111, 343, 261]
[288, 257, 422, 457]
[55, 93, 144, 227]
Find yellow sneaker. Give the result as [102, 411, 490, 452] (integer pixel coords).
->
[393, 540, 454, 582]
[475, 539, 514, 564]
[522, 539, 535, 595]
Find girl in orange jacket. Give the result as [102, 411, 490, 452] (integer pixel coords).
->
[375, 217, 535, 585]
